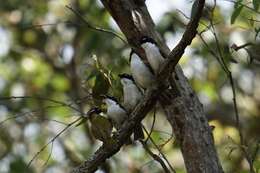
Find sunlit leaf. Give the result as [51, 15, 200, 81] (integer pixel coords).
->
[234, 0, 243, 8]
[231, 5, 243, 24]
[86, 70, 98, 81]
[92, 72, 110, 104]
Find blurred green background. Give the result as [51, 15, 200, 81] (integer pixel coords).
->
[0, 0, 259, 172]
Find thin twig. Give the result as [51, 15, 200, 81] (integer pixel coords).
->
[43, 141, 54, 167]
[231, 43, 253, 51]
[27, 116, 83, 167]
[158, 129, 175, 150]
[140, 140, 171, 173]
[145, 106, 156, 143]
[0, 96, 82, 114]
[71, 0, 205, 172]
[152, 130, 174, 136]
[246, 18, 260, 23]
[27, 107, 96, 168]
[204, 4, 256, 171]
[41, 118, 69, 126]
[198, 34, 228, 73]
[0, 105, 66, 126]
[221, 0, 260, 15]
[22, 21, 78, 30]
[143, 127, 176, 173]
[65, 5, 128, 45]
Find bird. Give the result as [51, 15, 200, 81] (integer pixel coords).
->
[129, 49, 156, 89]
[103, 95, 128, 130]
[87, 107, 113, 145]
[103, 95, 144, 140]
[118, 74, 144, 140]
[118, 73, 143, 111]
[140, 36, 165, 74]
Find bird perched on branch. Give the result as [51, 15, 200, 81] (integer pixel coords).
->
[119, 74, 144, 140]
[118, 73, 143, 111]
[129, 50, 155, 89]
[103, 95, 144, 140]
[103, 95, 127, 130]
[140, 36, 165, 74]
[88, 107, 113, 145]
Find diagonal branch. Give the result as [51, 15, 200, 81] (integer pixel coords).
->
[158, 0, 205, 81]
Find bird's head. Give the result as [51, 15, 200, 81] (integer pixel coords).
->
[140, 36, 156, 45]
[92, 107, 102, 114]
[87, 107, 102, 118]
[118, 73, 134, 86]
[101, 95, 118, 106]
[140, 36, 157, 50]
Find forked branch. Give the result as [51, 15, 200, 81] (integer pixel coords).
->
[71, 0, 205, 172]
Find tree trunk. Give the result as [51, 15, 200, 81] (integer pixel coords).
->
[100, 0, 224, 172]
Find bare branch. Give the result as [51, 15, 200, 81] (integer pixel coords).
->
[65, 5, 128, 44]
[27, 116, 83, 167]
[43, 141, 54, 167]
[0, 105, 67, 126]
[145, 106, 156, 143]
[231, 43, 253, 51]
[0, 96, 82, 114]
[142, 127, 176, 173]
[140, 140, 171, 173]
[198, 4, 256, 171]
[22, 21, 78, 30]
[221, 0, 260, 15]
[158, 0, 205, 81]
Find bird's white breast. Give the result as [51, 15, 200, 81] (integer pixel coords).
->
[142, 43, 165, 73]
[130, 54, 155, 89]
[107, 104, 127, 125]
[123, 84, 142, 111]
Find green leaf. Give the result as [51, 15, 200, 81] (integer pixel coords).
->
[253, 0, 260, 11]
[86, 70, 98, 81]
[92, 72, 110, 101]
[234, 0, 243, 8]
[231, 5, 243, 24]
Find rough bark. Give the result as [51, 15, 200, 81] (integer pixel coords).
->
[101, 0, 223, 173]
[71, 0, 224, 172]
